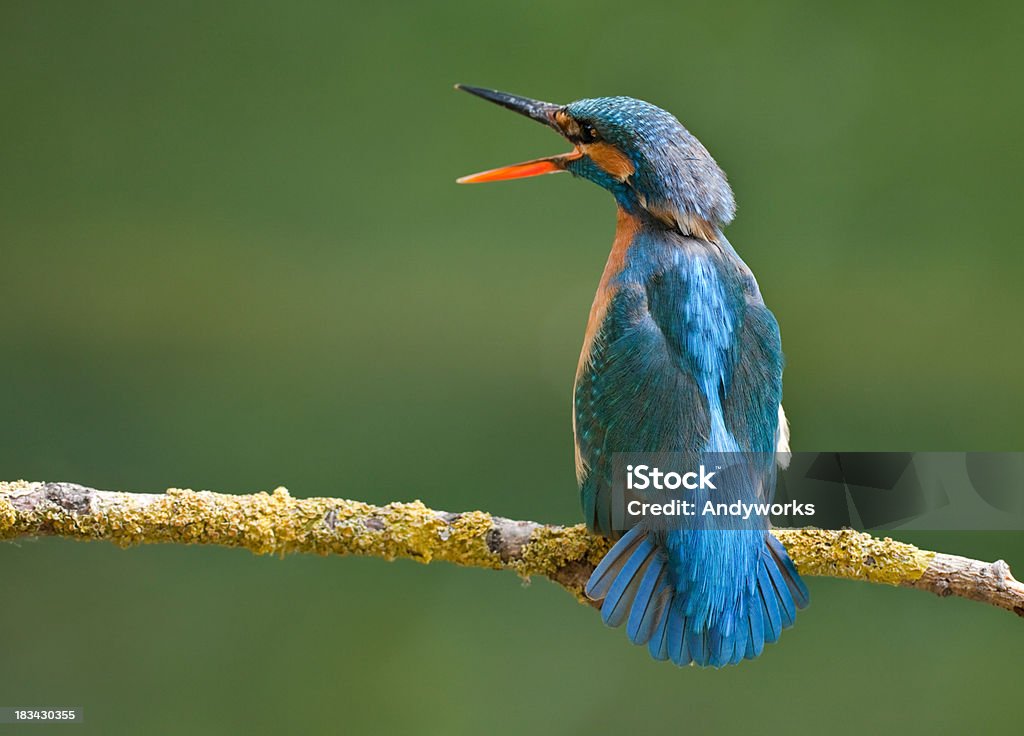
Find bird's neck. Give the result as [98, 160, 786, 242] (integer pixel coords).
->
[616, 189, 722, 243]
[613, 205, 721, 257]
[608, 206, 758, 290]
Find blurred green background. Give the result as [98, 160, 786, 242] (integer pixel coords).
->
[2, 1, 1022, 733]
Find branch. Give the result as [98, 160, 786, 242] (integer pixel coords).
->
[2, 480, 1021, 617]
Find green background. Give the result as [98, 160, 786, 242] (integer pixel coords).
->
[2, 1, 1022, 733]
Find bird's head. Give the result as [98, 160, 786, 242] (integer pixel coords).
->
[456, 85, 736, 240]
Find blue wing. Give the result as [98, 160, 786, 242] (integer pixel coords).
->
[575, 240, 807, 666]
[575, 245, 783, 533]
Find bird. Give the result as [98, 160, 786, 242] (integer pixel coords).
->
[455, 85, 808, 667]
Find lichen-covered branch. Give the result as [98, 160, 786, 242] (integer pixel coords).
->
[2, 480, 1021, 617]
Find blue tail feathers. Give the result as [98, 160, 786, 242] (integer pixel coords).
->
[585, 528, 809, 667]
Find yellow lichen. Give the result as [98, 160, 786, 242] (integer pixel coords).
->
[515, 524, 610, 579]
[430, 510, 504, 569]
[0, 497, 17, 538]
[773, 528, 934, 585]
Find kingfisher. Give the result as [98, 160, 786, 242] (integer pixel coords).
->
[456, 85, 808, 667]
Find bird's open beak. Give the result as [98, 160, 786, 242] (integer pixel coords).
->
[455, 84, 582, 184]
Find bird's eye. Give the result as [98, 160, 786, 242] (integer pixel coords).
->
[579, 123, 599, 144]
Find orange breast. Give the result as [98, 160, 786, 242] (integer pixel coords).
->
[576, 208, 640, 378]
[573, 209, 641, 481]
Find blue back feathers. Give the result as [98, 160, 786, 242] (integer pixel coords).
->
[567, 96, 808, 667]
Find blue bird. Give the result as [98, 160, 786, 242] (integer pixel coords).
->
[456, 85, 808, 667]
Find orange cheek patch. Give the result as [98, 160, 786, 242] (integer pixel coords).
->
[583, 142, 635, 181]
